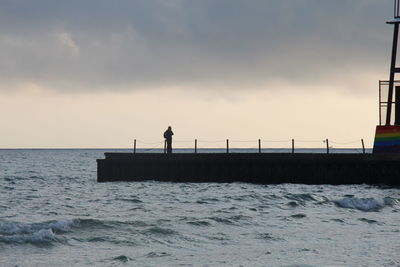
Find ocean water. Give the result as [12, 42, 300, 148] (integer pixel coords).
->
[0, 149, 399, 267]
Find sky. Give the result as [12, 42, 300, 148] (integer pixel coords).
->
[0, 0, 396, 148]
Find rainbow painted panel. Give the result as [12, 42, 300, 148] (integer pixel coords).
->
[373, 126, 400, 153]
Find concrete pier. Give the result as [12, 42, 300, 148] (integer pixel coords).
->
[97, 153, 400, 185]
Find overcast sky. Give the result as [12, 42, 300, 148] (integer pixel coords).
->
[0, 0, 395, 148]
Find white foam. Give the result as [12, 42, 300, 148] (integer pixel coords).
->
[334, 197, 386, 212]
[383, 197, 400, 207]
[45, 220, 76, 233]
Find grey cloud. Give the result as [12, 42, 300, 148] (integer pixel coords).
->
[0, 0, 394, 92]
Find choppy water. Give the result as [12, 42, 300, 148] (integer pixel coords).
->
[0, 149, 399, 267]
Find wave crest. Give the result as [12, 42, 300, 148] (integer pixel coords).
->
[0, 228, 57, 245]
[334, 197, 387, 212]
[0, 219, 76, 245]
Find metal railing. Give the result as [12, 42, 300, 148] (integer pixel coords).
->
[132, 138, 367, 154]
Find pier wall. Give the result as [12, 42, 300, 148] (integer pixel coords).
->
[97, 153, 400, 185]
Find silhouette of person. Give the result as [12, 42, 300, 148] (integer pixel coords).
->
[163, 126, 174, 154]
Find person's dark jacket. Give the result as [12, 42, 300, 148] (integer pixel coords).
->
[164, 129, 173, 141]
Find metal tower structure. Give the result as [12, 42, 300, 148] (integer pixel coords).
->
[386, 0, 400, 125]
[373, 0, 400, 153]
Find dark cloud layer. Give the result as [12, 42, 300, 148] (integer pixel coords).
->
[0, 0, 394, 91]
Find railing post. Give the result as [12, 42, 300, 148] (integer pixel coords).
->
[379, 81, 382, 126]
[258, 139, 261, 153]
[292, 139, 295, 154]
[226, 139, 229, 154]
[326, 139, 330, 154]
[134, 139, 136, 154]
[195, 139, 198, 153]
[361, 139, 365, 154]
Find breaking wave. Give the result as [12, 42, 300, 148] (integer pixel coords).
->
[334, 197, 396, 212]
[0, 219, 76, 245]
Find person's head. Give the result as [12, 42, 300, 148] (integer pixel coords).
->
[168, 126, 172, 130]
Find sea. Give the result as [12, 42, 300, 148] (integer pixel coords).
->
[0, 149, 399, 267]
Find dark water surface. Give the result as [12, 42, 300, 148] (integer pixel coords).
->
[0, 149, 399, 266]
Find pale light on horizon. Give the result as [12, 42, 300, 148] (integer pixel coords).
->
[0, 82, 378, 149]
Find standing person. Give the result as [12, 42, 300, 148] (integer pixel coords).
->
[163, 126, 174, 154]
